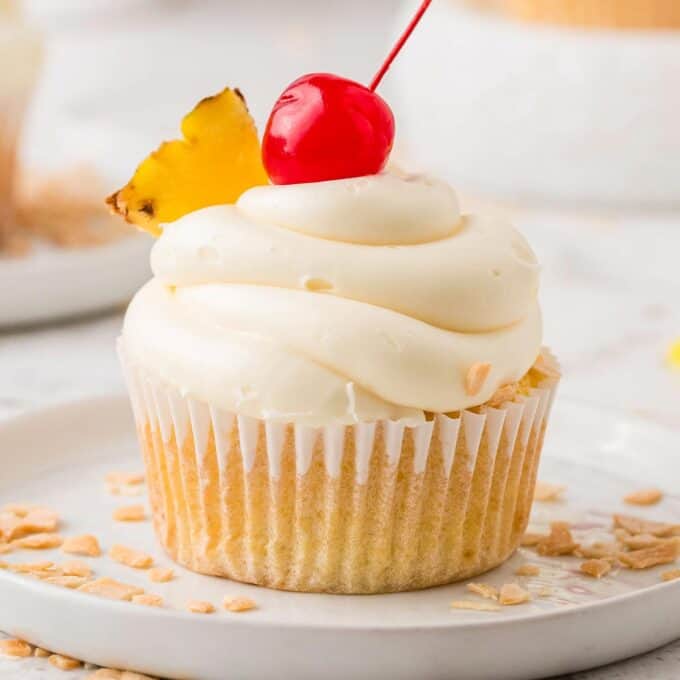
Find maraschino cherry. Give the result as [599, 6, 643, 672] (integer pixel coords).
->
[262, 0, 432, 185]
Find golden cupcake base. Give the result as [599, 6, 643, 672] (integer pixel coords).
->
[123, 350, 559, 594]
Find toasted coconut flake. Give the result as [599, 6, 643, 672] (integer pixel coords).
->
[78, 577, 144, 601]
[109, 544, 153, 570]
[613, 514, 677, 538]
[520, 532, 544, 547]
[575, 542, 619, 560]
[87, 670, 122, 679]
[0, 638, 32, 657]
[450, 600, 501, 612]
[533, 353, 561, 378]
[465, 362, 492, 397]
[121, 672, 157, 680]
[34, 647, 51, 658]
[49, 653, 82, 670]
[1, 504, 33, 517]
[515, 564, 541, 577]
[499, 583, 531, 606]
[0, 543, 14, 555]
[106, 472, 145, 486]
[132, 593, 163, 607]
[536, 522, 579, 557]
[534, 482, 566, 502]
[61, 560, 92, 578]
[10, 560, 55, 573]
[187, 600, 215, 614]
[148, 567, 174, 583]
[45, 575, 90, 589]
[662, 569, 680, 582]
[620, 534, 677, 551]
[19, 509, 59, 534]
[62, 534, 101, 557]
[619, 542, 679, 570]
[624, 488, 663, 506]
[580, 559, 611, 579]
[466, 583, 499, 600]
[13, 533, 63, 550]
[112, 505, 146, 523]
[108, 484, 143, 497]
[223, 596, 257, 613]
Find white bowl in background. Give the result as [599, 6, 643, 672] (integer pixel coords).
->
[390, 0, 680, 208]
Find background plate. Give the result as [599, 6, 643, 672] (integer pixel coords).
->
[0, 396, 679, 680]
[0, 234, 150, 328]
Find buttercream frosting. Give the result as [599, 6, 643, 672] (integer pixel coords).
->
[123, 172, 542, 424]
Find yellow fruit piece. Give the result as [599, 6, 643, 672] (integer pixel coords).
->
[668, 338, 680, 370]
[107, 88, 268, 235]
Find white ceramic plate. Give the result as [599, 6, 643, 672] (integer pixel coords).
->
[0, 396, 679, 680]
[0, 234, 151, 327]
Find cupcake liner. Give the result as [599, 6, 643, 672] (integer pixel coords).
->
[501, 0, 680, 29]
[120, 343, 559, 594]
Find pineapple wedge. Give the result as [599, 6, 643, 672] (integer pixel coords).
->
[107, 88, 268, 235]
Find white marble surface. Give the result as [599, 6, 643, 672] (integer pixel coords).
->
[1, 0, 680, 678]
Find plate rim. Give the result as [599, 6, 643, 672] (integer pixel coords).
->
[1, 393, 679, 633]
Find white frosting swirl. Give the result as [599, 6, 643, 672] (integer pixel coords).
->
[123, 173, 542, 424]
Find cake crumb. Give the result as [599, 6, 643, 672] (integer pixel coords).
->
[62, 534, 101, 557]
[515, 564, 541, 577]
[0, 638, 32, 657]
[49, 653, 82, 671]
[112, 505, 146, 523]
[499, 583, 531, 606]
[620, 534, 678, 551]
[187, 600, 215, 614]
[132, 593, 163, 608]
[619, 543, 679, 570]
[624, 489, 663, 506]
[661, 569, 680, 582]
[148, 567, 174, 583]
[224, 596, 257, 613]
[109, 545, 153, 570]
[465, 362, 492, 397]
[466, 583, 498, 600]
[580, 559, 611, 579]
[534, 482, 566, 502]
[78, 577, 144, 602]
[450, 600, 501, 612]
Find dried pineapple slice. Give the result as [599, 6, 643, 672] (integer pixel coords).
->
[107, 88, 268, 235]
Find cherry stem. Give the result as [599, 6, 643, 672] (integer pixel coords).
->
[369, 0, 433, 92]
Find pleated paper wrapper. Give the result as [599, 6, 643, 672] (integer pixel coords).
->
[120, 346, 560, 594]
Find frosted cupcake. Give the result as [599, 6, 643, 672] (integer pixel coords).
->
[0, 1, 42, 253]
[110, 79, 560, 593]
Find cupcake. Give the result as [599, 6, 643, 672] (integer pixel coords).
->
[499, 0, 680, 29]
[0, 0, 42, 254]
[110, 79, 559, 594]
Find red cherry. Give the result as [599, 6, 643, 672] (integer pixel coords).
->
[262, 73, 395, 185]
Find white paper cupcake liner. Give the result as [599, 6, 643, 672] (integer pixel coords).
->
[119, 343, 559, 593]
